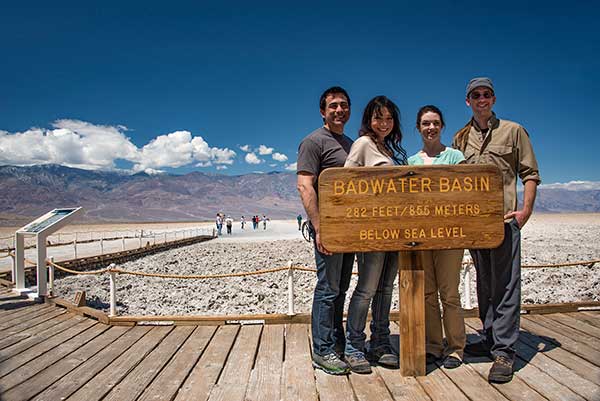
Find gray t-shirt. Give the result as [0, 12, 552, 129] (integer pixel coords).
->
[297, 127, 354, 194]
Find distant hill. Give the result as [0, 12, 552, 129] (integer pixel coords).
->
[0, 165, 598, 226]
[0, 165, 301, 226]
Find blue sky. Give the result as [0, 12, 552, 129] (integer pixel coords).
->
[1, 1, 598, 183]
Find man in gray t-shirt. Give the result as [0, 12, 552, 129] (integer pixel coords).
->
[297, 86, 355, 375]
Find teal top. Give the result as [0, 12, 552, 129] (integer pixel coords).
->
[408, 147, 465, 166]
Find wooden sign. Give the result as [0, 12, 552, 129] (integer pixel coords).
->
[318, 164, 504, 252]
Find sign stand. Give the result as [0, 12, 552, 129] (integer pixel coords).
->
[15, 207, 82, 300]
[398, 251, 425, 376]
[318, 165, 504, 376]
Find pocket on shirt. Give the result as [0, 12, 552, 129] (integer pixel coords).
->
[487, 145, 515, 173]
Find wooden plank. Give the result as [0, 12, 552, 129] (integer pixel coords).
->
[0, 318, 96, 377]
[282, 324, 317, 401]
[398, 251, 425, 376]
[137, 325, 218, 401]
[529, 314, 600, 349]
[0, 322, 110, 392]
[175, 325, 240, 401]
[64, 326, 173, 401]
[103, 326, 195, 401]
[437, 361, 508, 401]
[0, 309, 71, 350]
[314, 370, 355, 401]
[1, 326, 130, 401]
[0, 303, 55, 329]
[514, 331, 600, 401]
[521, 316, 600, 366]
[207, 324, 262, 401]
[349, 369, 394, 400]
[31, 325, 151, 401]
[568, 311, 600, 329]
[110, 312, 312, 324]
[0, 299, 35, 316]
[470, 317, 597, 400]
[318, 164, 505, 252]
[0, 307, 67, 343]
[547, 313, 600, 340]
[518, 328, 600, 388]
[245, 324, 284, 401]
[376, 323, 431, 401]
[416, 366, 469, 401]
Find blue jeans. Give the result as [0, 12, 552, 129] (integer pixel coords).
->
[345, 251, 398, 355]
[311, 246, 355, 356]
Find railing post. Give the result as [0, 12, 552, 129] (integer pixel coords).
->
[462, 255, 472, 310]
[164, 232, 167, 244]
[287, 260, 295, 316]
[122, 235, 126, 251]
[48, 256, 55, 297]
[73, 232, 78, 259]
[139, 230, 143, 248]
[109, 263, 117, 316]
[10, 251, 16, 284]
[100, 238, 104, 255]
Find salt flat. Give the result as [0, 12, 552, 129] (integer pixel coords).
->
[38, 213, 600, 316]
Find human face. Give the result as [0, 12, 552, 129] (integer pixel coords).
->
[466, 87, 496, 116]
[418, 111, 443, 145]
[370, 107, 393, 141]
[320, 93, 350, 134]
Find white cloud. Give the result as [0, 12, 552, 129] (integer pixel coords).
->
[245, 153, 262, 164]
[0, 120, 237, 173]
[539, 181, 600, 191]
[258, 145, 273, 155]
[272, 152, 288, 162]
[239, 144, 251, 152]
[285, 162, 297, 171]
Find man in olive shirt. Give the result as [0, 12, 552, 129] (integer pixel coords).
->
[297, 86, 355, 375]
[453, 77, 541, 383]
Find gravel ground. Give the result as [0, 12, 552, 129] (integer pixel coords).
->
[53, 214, 600, 316]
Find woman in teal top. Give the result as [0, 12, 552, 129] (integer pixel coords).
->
[409, 105, 466, 369]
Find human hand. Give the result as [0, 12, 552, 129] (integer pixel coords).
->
[504, 209, 532, 228]
[315, 232, 333, 256]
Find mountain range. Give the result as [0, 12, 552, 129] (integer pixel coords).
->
[0, 165, 598, 226]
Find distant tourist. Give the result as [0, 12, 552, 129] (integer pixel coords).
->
[343, 96, 406, 374]
[297, 214, 303, 230]
[241, 216, 246, 230]
[262, 215, 267, 230]
[215, 213, 223, 236]
[454, 77, 541, 383]
[252, 215, 258, 230]
[297, 86, 355, 375]
[225, 215, 233, 235]
[410, 105, 465, 369]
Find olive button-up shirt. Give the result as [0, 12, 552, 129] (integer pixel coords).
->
[453, 114, 541, 219]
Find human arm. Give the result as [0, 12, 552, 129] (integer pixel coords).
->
[504, 180, 537, 228]
[297, 172, 332, 255]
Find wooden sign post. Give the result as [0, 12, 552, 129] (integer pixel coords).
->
[318, 164, 504, 376]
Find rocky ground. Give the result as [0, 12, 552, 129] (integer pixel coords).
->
[53, 214, 600, 316]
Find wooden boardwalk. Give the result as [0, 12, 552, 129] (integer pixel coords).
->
[0, 287, 599, 400]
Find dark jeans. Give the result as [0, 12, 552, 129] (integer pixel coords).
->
[311, 245, 354, 356]
[470, 219, 521, 360]
[345, 251, 397, 355]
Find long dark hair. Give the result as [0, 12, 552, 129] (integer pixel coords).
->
[359, 96, 407, 165]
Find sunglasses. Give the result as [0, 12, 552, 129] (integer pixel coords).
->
[470, 91, 494, 99]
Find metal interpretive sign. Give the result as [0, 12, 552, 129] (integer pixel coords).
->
[318, 164, 505, 252]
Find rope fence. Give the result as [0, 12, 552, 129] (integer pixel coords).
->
[31, 255, 599, 317]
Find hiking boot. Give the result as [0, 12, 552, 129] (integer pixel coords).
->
[443, 355, 462, 369]
[345, 352, 372, 374]
[488, 355, 514, 383]
[464, 340, 492, 358]
[366, 345, 399, 368]
[312, 352, 350, 375]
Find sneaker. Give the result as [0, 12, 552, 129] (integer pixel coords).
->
[443, 355, 462, 369]
[345, 352, 372, 374]
[488, 355, 514, 383]
[366, 345, 399, 368]
[312, 352, 350, 375]
[464, 340, 492, 358]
